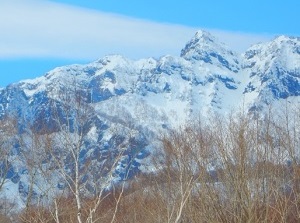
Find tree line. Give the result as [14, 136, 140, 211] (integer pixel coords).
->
[0, 88, 300, 222]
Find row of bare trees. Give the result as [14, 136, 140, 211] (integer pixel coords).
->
[140, 104, 300, 223]
[33, 103, 300, 223]
[1, 84, 300, 223]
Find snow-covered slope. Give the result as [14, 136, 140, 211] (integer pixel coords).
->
[242, 35, 300, 111]
[0, 30, 300, 208]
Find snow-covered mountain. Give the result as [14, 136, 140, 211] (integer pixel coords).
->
[0, 30, 299, 208]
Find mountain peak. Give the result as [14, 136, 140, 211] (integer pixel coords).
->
[180, 30, 218, 58]
[244, 33, 300, 63]
[180, 30, 240, 72]
[193, 30, 216, 42]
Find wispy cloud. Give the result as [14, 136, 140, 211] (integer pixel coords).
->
[0, 0, 272, 60]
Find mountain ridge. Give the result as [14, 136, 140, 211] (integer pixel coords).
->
[1, 30, 300, 122]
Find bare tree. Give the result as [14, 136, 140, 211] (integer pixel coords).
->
[18, 77, 129, 223]
[0, 116, 19, 222]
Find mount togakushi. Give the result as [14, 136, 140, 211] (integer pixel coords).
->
[0, 30, 299, 207]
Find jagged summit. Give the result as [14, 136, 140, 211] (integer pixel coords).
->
[180, 30, 225, 57]
[242, 34, 300, 109]
[243, 34, 300, 74]
[180, 30, 240, 73]
[192, 30, 217, 43]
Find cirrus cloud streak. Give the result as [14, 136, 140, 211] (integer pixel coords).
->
[0, 0, 272, 60]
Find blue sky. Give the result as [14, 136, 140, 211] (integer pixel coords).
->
[0, 0, 299, 87]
